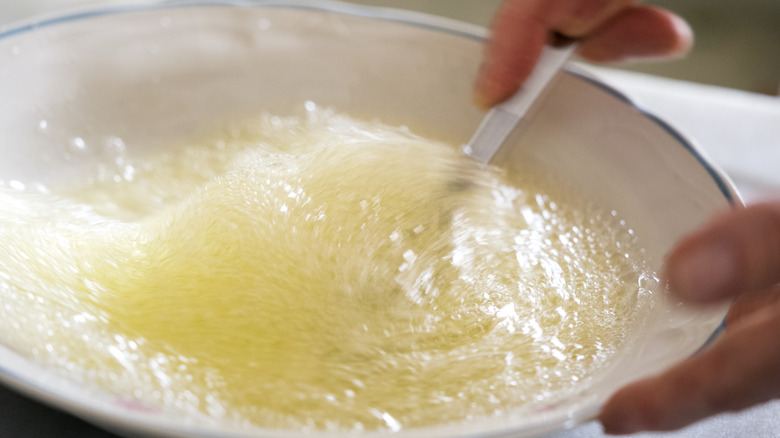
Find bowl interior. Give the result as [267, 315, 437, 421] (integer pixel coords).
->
[0, 2, 735, 437]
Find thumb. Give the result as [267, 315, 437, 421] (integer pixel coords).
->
[665, 202, 780, 303]
[599, 301, 780, 434]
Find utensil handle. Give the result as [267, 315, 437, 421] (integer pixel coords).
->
[465, 40, 578, 163]
[500, 42, 577, 118]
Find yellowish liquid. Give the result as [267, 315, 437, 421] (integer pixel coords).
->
[0, 109, 655, 431]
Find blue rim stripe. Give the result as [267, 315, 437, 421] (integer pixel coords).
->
[1, 0, 734, 206]
[568, 70, 739, 207]
[0, 0, 488, 42]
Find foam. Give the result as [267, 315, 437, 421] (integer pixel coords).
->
[0, 108, 656, 431]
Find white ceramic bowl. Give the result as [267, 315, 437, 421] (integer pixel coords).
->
[0, 1, 739, 437]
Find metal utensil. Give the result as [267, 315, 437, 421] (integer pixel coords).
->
[465, 40, 577, 163]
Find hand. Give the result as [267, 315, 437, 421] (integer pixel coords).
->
[477, 3, 780, 433]
[474, 0, 693, 108]
[600, 203, 780, 434]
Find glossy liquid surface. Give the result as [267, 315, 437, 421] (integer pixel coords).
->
[0, 108, 656, 431]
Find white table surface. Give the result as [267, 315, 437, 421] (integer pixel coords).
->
[2, 2, 780, 437]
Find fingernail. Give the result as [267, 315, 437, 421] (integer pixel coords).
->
[600, 409, 641, 436]
[669, 14, 694, 56]
[472, 89, 494, 111]
[472, 63, 502, 110]
[668, 241, 737, 301]
[602, 418, 640, 436]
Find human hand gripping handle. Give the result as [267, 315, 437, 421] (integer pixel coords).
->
[475, 0, 780, 434]
[473, 0, 692, 108]
[466, 37, 576, 163]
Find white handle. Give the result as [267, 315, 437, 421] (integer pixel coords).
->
[465, 42, 578, 163]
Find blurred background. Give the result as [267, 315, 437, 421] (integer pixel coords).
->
[2, 0, 779, 95]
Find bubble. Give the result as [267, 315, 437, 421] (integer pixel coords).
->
[102, 136, 126, 156]
[8, 180, 26, 191]
[123, 165, 136, 182]
[70, 137, 87, 153]
[0, 109, 658, 432]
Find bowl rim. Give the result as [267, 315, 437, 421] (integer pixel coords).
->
[0, 1, 741, 437]
[0, 0, 742, 208]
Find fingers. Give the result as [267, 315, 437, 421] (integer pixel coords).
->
[665, 203, 780, 303]
[727, 284, 780, 326]
[473, 0, 549, 108]
[475, 0, 633, 108]
[602, 202, 780, 433]
[578, 7, 693, 62]
[600, 303, 780, 434]
[474, 0, 691, 108]
[557, 0, 638, 36]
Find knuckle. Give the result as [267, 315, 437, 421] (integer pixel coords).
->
[734, 204, 780, 291]
[559, 0, 635, 36]
[701, 386, 740, 413]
